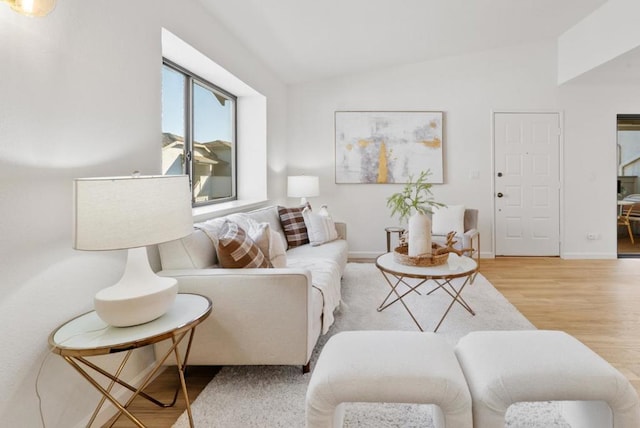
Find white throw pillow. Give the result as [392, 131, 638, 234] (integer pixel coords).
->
[246, 222, 272, 264]
[432, 205, 465, 236]
[269, 229, 287, 268]
[302, 207, 339, 246]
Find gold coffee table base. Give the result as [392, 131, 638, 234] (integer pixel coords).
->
[375, 253, 478, 332]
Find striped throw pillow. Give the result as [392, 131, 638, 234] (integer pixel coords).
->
[217, 220, 271, 268]
[278, 204, 311, 248]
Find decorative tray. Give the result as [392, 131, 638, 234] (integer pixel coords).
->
[393, 244, 449, 267]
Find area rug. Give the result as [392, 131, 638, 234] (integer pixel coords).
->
[173, 262, 569, 427]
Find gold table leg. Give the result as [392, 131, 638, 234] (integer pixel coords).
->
[429, 275, 475, 332]
[377, 271, 476, 332]
[377, 271, 429, 331]
[62, 327, 199, 427]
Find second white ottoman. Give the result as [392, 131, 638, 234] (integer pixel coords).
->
[455, 330, 640, 428]
[305, 330, 472, 428]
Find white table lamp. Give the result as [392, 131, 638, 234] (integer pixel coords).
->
[287, 175, 319, 205]
[73, 174, 193, 327]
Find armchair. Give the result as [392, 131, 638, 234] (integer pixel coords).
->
[431, 207, 480, 265]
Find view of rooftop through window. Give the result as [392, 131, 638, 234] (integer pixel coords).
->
[161, 61, 236, 205]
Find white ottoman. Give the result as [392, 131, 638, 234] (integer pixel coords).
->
[305, 330, 472, 428]
[454, 330, 640, 428]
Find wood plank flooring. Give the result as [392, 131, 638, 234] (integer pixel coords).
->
[480, 257, 640, 397]
[105, 257, 640, 427]
[618, 234, 640, 255]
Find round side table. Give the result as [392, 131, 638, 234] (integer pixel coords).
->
[385, 226, 405, 252]
[49, 293, 212, 428]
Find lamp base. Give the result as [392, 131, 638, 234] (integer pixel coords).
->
[94, 247, 178, 327]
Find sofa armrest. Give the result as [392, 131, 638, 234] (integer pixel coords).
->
[335, 222, 347, 240]
[156, 268, 317, 365]
[157, 268, 313, 309]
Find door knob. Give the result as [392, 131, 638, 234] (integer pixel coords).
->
[497, 192, 504, 198]
[497, 172, 503, 177]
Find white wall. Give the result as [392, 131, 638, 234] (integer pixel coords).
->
[558, 0, 640, 84]
[0, 0, 287, 426]
[287, 41, 640, 259]
[559, 80, 640, 257]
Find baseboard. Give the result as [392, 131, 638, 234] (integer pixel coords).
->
[73, 362, 166, 428]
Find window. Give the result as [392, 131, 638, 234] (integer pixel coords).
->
[161, 60, 237, 206]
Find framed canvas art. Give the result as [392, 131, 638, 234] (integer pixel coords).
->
[335, 111, 444, 184]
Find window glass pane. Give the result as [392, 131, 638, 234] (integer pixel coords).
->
[161, 65, 186, 176]
[192, 81, 234, 203]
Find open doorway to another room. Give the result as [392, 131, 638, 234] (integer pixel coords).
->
[617, 114, 640, 257]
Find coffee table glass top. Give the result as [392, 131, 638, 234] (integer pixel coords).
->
[376, 252, 477, 278]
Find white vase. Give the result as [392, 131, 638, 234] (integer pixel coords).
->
[408, 212, 432, 257]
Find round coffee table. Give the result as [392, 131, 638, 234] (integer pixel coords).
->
[375, 252, 478, 332]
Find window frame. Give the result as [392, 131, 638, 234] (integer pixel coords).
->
[162, 58, 238, 207]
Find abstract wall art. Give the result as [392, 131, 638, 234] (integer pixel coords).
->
[335, 111, 444, 184]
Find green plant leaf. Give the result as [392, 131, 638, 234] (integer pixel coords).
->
[386, 169, 445, 223]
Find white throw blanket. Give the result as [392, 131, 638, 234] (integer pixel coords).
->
[286, 258, 342, 334]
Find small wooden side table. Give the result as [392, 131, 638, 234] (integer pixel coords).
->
[385, 226, 405, 252]
[49, 293, 212, 428]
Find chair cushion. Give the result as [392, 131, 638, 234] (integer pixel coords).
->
[432, 205, 465, 236]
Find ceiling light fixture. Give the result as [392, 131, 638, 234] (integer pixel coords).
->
[2, 0, 56, 17]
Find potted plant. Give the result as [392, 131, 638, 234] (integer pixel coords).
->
[386, 170, 444, 256]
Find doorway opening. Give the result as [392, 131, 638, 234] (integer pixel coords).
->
[617, 114, 640, 257]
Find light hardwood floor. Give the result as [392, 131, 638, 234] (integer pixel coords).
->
[618, 234, 640, 255]
[106, 257, 640, 427]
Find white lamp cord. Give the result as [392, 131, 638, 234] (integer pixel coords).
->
[35, 325, 109, 427]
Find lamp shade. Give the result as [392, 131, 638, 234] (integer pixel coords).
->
[287, 175, 319, 198]
[73, 175, 193, 251]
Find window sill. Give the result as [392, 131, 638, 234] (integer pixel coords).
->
[192, 199, 269, 223]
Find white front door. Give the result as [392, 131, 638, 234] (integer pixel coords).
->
[494, 112, 561, 256]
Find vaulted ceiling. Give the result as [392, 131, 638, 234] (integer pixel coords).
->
[198, 0, 608, 84]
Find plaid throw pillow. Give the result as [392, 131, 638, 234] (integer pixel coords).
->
[278, 204, 311, 248]
[216, 220, 271, 268]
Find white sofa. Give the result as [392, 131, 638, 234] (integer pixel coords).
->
[151, 205, 348, 371]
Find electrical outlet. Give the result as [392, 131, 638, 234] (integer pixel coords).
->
[587, 233, 599, 240]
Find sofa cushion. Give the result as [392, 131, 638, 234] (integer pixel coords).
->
[432, 204, 465, 237]
[286, 239, 348, 275]
[244, 206, 287, 245]
[302, 207, 338, 246]
[217, 220, 271, 268]
[278, 204, 311, 248]
[157, 228, 217, 270]
[287, 257, 342, 334]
